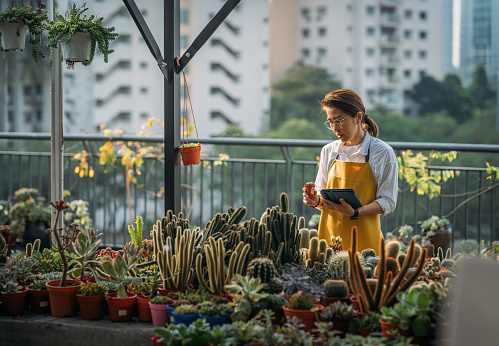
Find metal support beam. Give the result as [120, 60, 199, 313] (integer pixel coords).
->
[176, 0, 241, 73]
[164, 0, 181, 215]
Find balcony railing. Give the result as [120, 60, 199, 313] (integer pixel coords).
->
[0, 133, 498, 249]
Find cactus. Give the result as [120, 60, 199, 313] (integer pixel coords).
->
[308, 237, 320, 263]
[263, 277, 283, 294]
[385, 257, 400, 277]
[326, 247, 334, 260]
[318, 252, 326, 264]
[323, 279, 349, 298]
[319, 239, 328, 254]
[397, 254, 406, 268]
[195, 237, 250, 295]
[385, 241, 400, 258]
[309, 229, 319, 239]
[298, 216, 306, 230]
[299, 229, 310, 249]
[361, 248, 376, 260]
[26, 243, 33, 256]
[366, 256, 380, 267]
[247, 257, 276, 283]
[280, 192, 289, 213]
[366, 278, 377, 294]
[128, 215, 144, 247]
[441, 258, 455, 270]
[348, 226, 427, 313]
[437, 247, 444, 262]
[410, 244, 422, 267]
[426, 244, 435, 258]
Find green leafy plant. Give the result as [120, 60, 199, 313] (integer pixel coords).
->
[252, 293, 287, 310]
[99, 244, 139, 299]
[10, 188, 50, 237]
[0, 5, 48, 62]
[287, 291, 316, 310]
[67, 230, 103, 282]
[420, 215, 450, 247]
[319, 300, 357, 321]
[150, 295, 173, 305]
[179, 142, 200, 148]
[46, 3, 118, 67]
[355, 311, 382, 332]
[198, 301, 232, 317]
[154, 318, 220, 346]
[173, 304, 198, 315]
[225, 275, 268, 321]
[77, 282, 107, 296]
[63, 199, 93, 232]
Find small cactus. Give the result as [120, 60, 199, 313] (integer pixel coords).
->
[323, 279, 349, 298]
[247, 257, 277, 284]
[411, 244, 422, 267]
[288, 291, 315, 310]
[361, 248, 376, 260]
[299, 229, 310, 249]
[441, 258, 455, 270]
[397, 254, 406, 268]
[309, 229, 319, 239]
[308, 237, 320, 263]
[263, 277, 283, 294]
[385, 241, 400, 258]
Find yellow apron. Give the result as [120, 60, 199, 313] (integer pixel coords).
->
[318, 150, 382, 254]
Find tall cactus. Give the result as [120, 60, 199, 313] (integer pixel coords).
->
[195, 237, 250, 295]
[128, 215, 143, 248]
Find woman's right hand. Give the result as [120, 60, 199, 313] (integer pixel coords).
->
[302, 187, 320, 207]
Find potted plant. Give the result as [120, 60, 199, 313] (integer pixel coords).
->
[100, 244, 139, 322]
[321, 278, 350, 306]
[170, 304, 199, 326]
[252, 293, 288, 325]
[153, 318, 220, 346]
[197, 301, 233, 327]
[0, 5, 47, 61]
[420, 216, 452, 254]
[149, 295, 173, 327]
[46, 3, 118, 68]
[77, 282, 107, 320]
[28, 276, 50, 314]
[10, 188, 51, 249]
[282, 291, 323, 333]
[67, 229, 103, 282]
[130, 270, 161, 322]
[355, 311, 381, 337]
[0, 259, 28, 316]
[178, 142, 201, 166]
[319, 300, 358, 337]
[225, 275, 268, 322]
[45, 200, 83, 317]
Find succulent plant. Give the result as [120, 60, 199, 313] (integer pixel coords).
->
[287, 291, 315, 310]
[77, 283, 107, 296]
[150, 295, 173, 305]
[323, 279, 349, 298]
[385, 241, 401, 258]
[319, 300, 357, 321]
[173, 304, 198, 315]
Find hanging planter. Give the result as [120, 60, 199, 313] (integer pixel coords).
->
[0, 6, 48, 62]
[60, 32, 91, 64]
[179, 143, 201, 166]
[0, 22, 28, 51]
[178, 58, 201, 166]
[46, 4, 118, 69]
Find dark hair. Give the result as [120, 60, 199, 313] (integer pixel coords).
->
[320, 89, 379, 138]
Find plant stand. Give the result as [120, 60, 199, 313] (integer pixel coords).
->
[0, 22, 28, 51]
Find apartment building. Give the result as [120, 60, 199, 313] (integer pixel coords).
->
[460, 0, 499, 86]
[272, 0, 452, 117]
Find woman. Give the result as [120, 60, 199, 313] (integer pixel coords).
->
[303, 89, 398, 254]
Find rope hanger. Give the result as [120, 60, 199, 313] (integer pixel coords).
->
[177, 58, 199, 147]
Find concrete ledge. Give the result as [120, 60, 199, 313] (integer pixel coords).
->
[0, 312, 155, 346]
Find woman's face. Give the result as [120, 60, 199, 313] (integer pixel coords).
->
[325, 107, 361, 144]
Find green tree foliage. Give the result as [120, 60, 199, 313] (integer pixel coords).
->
[467, 65, 496, 109]
[269, 64, 341, 131]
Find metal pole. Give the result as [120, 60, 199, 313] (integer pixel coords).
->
[164, 0, 181, 215]
[50, 0, 64, 230]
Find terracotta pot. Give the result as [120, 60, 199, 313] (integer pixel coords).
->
[282, 304, 323, 333]
[349, 296, 360, 311]
[379, 319, 412, 339]
[137, 295, 152, 322]
[106, 291, 137, 322]
[1, 288, 27, 316]
[321, 296, 351, 307]
[179, 145, 201, 165]
[304, 183, 317, 196]
[0, 21, 28, 51]
[151, 335, 165, 346]
[77, 294, 105, 320]
[46, 279, 83, 317]
[357, 328, 372, 337]
[149, 302, 169, 327]
[28, 288, 50, 314]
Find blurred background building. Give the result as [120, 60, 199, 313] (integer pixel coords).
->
[0, 0, 497, 136]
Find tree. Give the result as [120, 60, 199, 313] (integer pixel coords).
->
[468, 65, 496, 109]
[269, 64, 341, 131]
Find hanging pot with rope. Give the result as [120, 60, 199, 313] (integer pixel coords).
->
[177, 58, 201, 166]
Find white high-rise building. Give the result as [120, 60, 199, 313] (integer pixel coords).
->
[272, 0, 452, 118]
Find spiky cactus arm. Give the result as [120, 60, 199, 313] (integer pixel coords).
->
[373, 237, 386, 309]
[136, 216, 143, 248]
[280, 192, 289, 213]
[128, 225, 136, 245]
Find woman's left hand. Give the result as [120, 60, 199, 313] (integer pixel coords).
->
[322, 198, 355, 217]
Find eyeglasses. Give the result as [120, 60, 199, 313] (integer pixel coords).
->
[324, 115, 351, 131]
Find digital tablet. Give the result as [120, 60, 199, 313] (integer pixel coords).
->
[320, 188, 362, 208]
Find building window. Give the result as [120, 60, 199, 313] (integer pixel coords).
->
[140, 87, 148, 94]
[419, 50, 427, 59]
[420, 11, 427, 20]
[366, 6, 375, 15]
[180, 10, 189, 24]
[404, 10, 412, 19]
[140, 62, 147, 68]
[404, 30, 412, 39]
[366, 48, 375, 57]
[347, 26, 353, 32]
[318, 47, 327, 57]
[419, 31, 427, 39]
[180, 35, 188, 49]
[346, 4, 352, 11]
[404, 70, 411, 78]
[366, 69, 375, 77]
[419, 70, 426, 78]
[301, 48, 310, 59]
[366, 27, 375, 36]
[318, 27, 327, 37]
[301, 8, 311, 22]
[404, 50, 412, 59]
[317, 6, 326, 20]
[302, 28, 310, 38]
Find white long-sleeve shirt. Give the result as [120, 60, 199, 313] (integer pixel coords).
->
[314, 131, 399, 215]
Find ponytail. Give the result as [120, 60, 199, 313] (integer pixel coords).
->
[362, 114, 378, 138]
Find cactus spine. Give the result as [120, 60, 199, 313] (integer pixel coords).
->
[323, 279, 349, 298]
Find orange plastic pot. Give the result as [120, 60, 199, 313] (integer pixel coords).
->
[282, 304, 323, 333]
[179, 145, 201, 165]
[136, 295, 152, 322]
[106, 292, 137, 322]
[28, 288, 50, 314]
[46, 279, 83, 317]
[77, 294, 105, 320]
[1, 288, 27, 316]
[379, 319, 412, 339]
